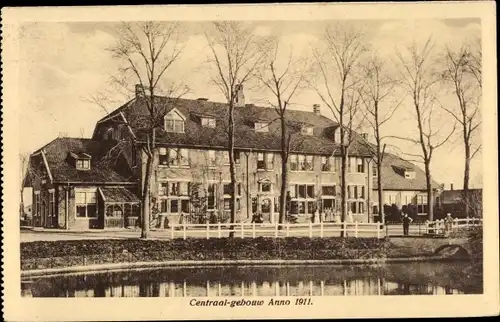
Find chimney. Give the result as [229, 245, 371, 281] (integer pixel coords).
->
[313, 104, 321, 115]
[135, 84, 145, 98]
[450, 183, 454, 191]
[235, 84, 245, 107]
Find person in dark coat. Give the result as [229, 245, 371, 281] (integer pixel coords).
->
[402, 213, 413, 236]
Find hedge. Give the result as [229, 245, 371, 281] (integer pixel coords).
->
[21, 237, 390, 270]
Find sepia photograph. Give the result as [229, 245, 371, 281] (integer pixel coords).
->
[2, 2, 498, 321]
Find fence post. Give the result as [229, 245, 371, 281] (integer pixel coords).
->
[218, 222, 222, 238]
[206, 221, 210, 239]
[240, 223, 244, 238]
[275, 222, 278, 238]
[377, 223, 381, 239]
[252, 223, 256, 238]
[170, 224, 175, 239]
[309, 221, 313, 238]
[183, 223, 187, 240]
[355, 221, 359, 238]
[320, 221, 324, 238]
[286, 223, 290, 237]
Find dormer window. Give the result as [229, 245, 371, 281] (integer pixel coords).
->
[301, 126, 314, 136]
[70, 152, 92, 170]
[164, 108, 186, 133]
[255, 122, 269, 133]
[201, 117, 216, 128]
[404, 170, 416, 179]
[77, 159, 90, 170]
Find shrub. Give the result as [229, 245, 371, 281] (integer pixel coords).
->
[21, 237, 390, 270]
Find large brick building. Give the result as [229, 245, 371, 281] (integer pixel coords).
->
[25, 85, 434, 230]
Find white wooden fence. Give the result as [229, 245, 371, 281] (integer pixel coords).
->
[425, 218, 482, 235]
[167, 222, 385, 240]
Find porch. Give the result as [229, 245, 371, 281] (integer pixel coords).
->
[99, 187, 141, 229]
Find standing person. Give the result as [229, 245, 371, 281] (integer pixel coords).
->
[348, 210, 354, 223]
[444, 213, 454, 236]
[402, 213, 413, 236]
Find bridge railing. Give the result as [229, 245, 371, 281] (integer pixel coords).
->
[425, 218, 482, 235]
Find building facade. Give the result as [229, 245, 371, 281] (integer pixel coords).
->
[25, 84, 388, 230]
[370, 153, 439, 222]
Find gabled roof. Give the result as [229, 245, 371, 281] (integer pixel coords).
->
[99, 187, 140, 203]
[29, 137, 135, 184]
[101, 96, 372, 156]
[374, 153, 439, 191]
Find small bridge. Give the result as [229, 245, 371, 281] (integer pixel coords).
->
[389, 236, 474, 259]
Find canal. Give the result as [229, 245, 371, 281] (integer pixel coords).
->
[21, 261, 482, 297]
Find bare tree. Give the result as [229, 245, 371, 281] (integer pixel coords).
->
[109, 22, 186, 238]
[205, 22, 270, 237]
[311, 23, 369, 235]
[393, 38, 456, 221]
[256, 39, 309, 227]
[19, 153, 30, 220]
[358, 55, 402, 224]
[438, 44, 482, 217]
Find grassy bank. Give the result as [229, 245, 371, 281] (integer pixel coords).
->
[22, 237, 391, 270]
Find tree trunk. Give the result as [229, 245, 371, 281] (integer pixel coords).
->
[141, 151, 154, 239]
[228, 105, 236, 238]
[424, 160, 434, 221]
[278, 117, 288, 229]
[377, 158, 384, 224]
[463, 143, 471, 217]
[340, 146, 347, 237]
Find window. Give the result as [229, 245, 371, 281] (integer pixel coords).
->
[255, 122, 269, 132]
[75, 190, 97, 218]
[348, 185, 365, 200]
[158, 182, 168, 196]
[404, 170, 416, 179]
[48, 190, 55, 219]
[260, 182, 272, 193]
[34, 192, 40, 219]
[159, 148, 168, 165]
[290, 154, 298, 171]
[291, 184, 315, 200]
[106, 205, 123, 217]
[385, 193, 397, 205]
[164, 118, 184, 133]
[224, 198, 241, 211]
[207, 150, 216, 167]
[223, 151, 241, 165]
[207, 183, 216, 210]
[257, 152, 274, 171]
[179, 149, 189, 166]
[292, 154, 314, 171]
[356, 158, 365, 173]
[76, 159, 90, 170]
[201, 117, 216, 128]
[223, 183, 241, 196]
[417, 194, 428, 214]
[322, 185, 336, 196]
[158, 148, 189, 167]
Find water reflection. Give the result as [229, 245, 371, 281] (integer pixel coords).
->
[21, 262, 480, 297]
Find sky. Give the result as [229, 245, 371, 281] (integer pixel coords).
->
[18, 18, 483, 197]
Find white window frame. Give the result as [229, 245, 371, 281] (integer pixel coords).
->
[75, 188, 98, 219]
[201, 117, 216, 128]
[257, 152, 274, 171]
